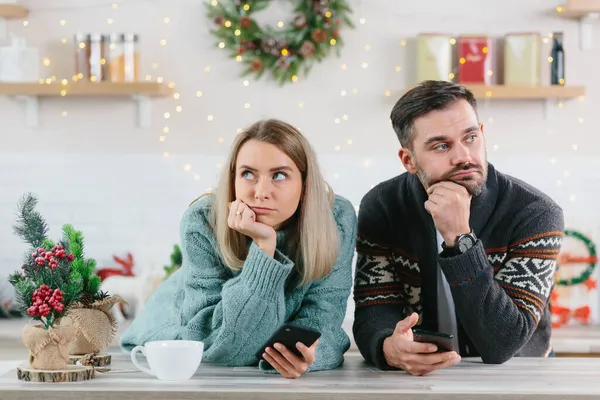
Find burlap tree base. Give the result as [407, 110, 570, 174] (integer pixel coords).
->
[22, 323, 76, 370]
[62, 296, 125, 355]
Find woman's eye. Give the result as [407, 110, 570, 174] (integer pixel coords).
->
[241, 171, 254, 179]
[273, 172, 287, 181]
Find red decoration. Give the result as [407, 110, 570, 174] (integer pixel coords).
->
[96, 253, 135, 281]
[585, 278, 597, 291]
[457, 36, 492, 84]
[558, 252, 598, 265]
[551, 304, 591, 328]
[30, 245, 74, 270]
[27, 285, 64, 317]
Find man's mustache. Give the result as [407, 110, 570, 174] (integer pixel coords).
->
[441, 164, 482, 181]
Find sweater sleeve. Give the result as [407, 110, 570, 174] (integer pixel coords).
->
[118, 201, 294, 363]
[258, 196, 358, 373]
[352, 192, 412, 370]
[178, 208, 295, 366]
[439, 205, 564, 364]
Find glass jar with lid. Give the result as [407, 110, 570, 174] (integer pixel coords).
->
[108, 33, 125, 82]
[123, 33, 139, 82]
[74, 33, 90, 81]
[74, 33, 108, 82]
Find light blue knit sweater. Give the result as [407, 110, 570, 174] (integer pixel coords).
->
[120, 194, 357, 373]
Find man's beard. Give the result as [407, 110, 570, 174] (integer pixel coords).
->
[416, 161, 487, 196]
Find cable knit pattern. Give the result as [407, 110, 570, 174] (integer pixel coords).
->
[120, 194, 357, 374]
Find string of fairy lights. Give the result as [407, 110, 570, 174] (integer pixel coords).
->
[15, 0, 587, 205]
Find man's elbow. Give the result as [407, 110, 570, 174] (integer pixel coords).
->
[481, 354, 511, 365]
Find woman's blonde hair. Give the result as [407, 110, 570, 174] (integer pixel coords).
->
[209, 118, 339, 284]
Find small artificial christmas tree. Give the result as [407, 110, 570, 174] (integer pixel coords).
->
[8, 193, 109, 329]
[8, 193, 86, 329]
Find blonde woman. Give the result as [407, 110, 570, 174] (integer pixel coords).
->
[120, 119, 357, 378]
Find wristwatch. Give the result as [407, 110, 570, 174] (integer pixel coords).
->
[441, 231, 477, 257]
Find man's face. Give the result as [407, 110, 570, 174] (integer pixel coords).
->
[399, 99, 488, 196]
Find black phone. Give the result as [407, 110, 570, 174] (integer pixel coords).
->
[412, 328, 455, 353]
[255, 322, 322, 360]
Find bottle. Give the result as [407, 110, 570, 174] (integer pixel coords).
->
[550, 32, 565, 85]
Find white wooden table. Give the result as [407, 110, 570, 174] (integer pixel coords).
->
[1, 353, 599, 399]
[551, 326, 600, 355]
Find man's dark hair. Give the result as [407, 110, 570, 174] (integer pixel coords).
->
[390, 80, 478, 149]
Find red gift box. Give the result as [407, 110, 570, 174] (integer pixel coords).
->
[458, 36, 492, 84]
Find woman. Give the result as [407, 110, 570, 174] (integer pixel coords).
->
[120, 119, 357, 378]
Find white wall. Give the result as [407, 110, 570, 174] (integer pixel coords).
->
[1, 0, 599, 323]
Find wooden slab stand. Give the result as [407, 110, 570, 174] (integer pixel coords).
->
[69, 353, 112, 366]
[17, 364, 95, 382]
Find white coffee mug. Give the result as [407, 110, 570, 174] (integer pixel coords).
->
[130, 340, 204, 381]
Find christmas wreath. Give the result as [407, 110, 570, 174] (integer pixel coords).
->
[206, 0, 354, 86]
[556, 229, 597, 286]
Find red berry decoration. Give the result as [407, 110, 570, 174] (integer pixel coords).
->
[28, 286, 65, 317]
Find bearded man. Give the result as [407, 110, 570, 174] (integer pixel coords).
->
[353, 80, 564, 376]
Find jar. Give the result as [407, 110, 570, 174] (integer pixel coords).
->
[89, 33, 108, 82]
[123, 33, 139, 82]
[108, 33, 125, 82]
[74, 33, 91, 81]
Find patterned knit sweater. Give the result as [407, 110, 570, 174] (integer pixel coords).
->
[120, 194, 357, 373]
[352, 163, 564, 368]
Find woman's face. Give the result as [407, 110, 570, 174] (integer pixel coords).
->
[234, 140, 303, 229]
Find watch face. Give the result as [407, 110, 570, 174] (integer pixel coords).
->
[458, 234, 476, 253]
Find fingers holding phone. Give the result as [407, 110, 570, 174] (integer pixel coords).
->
[382, 313, 461, 376]
[262, 340, 318, 379]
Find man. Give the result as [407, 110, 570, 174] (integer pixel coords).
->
[352, 80, 564, 376]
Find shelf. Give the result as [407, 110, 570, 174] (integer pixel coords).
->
[0, 4, 29, 19]
[0, 82, 172, 97]
[393, 85, 585, 101]
[463, 84, 585, 100]
[391, 84, 585, 120]
[0, 82, 173, 128]
[555, 0, 600, 50]
[556, 0, 600, 18]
